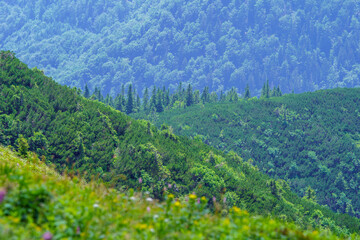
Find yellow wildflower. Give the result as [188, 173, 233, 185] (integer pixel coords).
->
[189, 194, 197, 200]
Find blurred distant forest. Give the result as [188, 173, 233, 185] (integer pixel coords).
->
[1, 0, 360, 96]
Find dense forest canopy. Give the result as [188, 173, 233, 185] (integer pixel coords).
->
[1, 51, 360, 234]
[150, 88, 360, 218]
[1, 0, 360, 96]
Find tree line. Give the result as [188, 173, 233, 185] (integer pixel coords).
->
[84, 81, 282, 115]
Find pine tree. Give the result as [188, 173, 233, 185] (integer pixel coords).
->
[143, 87, 149, 112]
[266, 80, 270, 98]
[244, 84, 250, 99]
[126, 84, 133, 114]
[84, 84, 90, 98]
[156, 90, 163, 112]
[150, 86, 157, 110]
[201, 86, 209, 103]
[261, 83, 266, 98]
[186, 83, 194, 106]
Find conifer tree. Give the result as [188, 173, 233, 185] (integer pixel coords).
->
[201, 86, 209, 103]
[143, 87, 149, 112]
[261, 83, 266, 98]
[84, 84, 90, 98]
[150, 86, 157, 110]
[186, 83, 194, 106]
[266, 80, 270, 98]
[126, 84, 133, 114]
[244, 84, 250, 99]
[156, 90, 163, 112]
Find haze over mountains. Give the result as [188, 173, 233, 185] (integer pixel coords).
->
[1, 0, 360, 96]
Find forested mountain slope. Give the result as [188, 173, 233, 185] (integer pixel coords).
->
[1, 51, 360, 234]
[151, 88, 360, 217]
[0, 146, 349, 239]
[1, 0, 360, 96]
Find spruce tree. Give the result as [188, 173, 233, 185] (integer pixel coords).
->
[201, 86, 209, 103]
[150, 86, 157, 110]
[261, 83, 266, 98]
[84, 84, 90, 98]
[186, 83, 194, 106]
[266, 80, 270, 98]
[156, 90, 163, 112]
[244, 84, 250, 99]
[143, 87, 149, 112]
[126, 84, 133, 114]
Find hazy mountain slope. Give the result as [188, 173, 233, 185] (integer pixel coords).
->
[1, 51, 359, 234]
[0, 145, 348, 239]
[1, 0, 360, 96]
[152, 88, 360, 217]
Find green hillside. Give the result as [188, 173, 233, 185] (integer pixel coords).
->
[0, 51, 359, 235]
[0, 145, 350, 239]
[151, 88, 360, 218]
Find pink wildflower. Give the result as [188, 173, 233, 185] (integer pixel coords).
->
[139, 177, 143, 184]
[42, 232, 52, 240]
[0, 189, 6, 203]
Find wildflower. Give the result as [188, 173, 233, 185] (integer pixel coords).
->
[130, 196, 136, 201]
[147, 206, 151, 213]
[167, 194, 174, 200]
[139, 177, 143, 184]
[201, 196, 206, 202]
[174, 201, 181, 207]
[76, 226, 81, 235]
[0, 189, 6, 203]
[232, 206, 241, 214]
[189, 194, 197, 200]
[223, 197, 227, 204]
[212, 196, 216, 203]
[168, 184, 172, 188]
[42, 231, 53, 240]
[197, 198, 201, 204]
[146, 197, 153, 202]
[93, 203, 100, 208]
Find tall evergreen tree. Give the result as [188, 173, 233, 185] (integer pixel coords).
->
[156, 90, 163, 112]
[186, 84, 194, 106]
[84, 84, 90, 98]
[150, 86, 157, 110]
[244, 84, 250, 99]
[126, 84, 133, 114]
[201, 86, 210, 103]
[143, 87, 149, 112]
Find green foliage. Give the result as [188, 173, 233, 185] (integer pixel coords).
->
[16, 135, 29, 158]
[152, 87, 360, 220]
[0, 146, 350, 239]
[0, 52, 359, 235]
